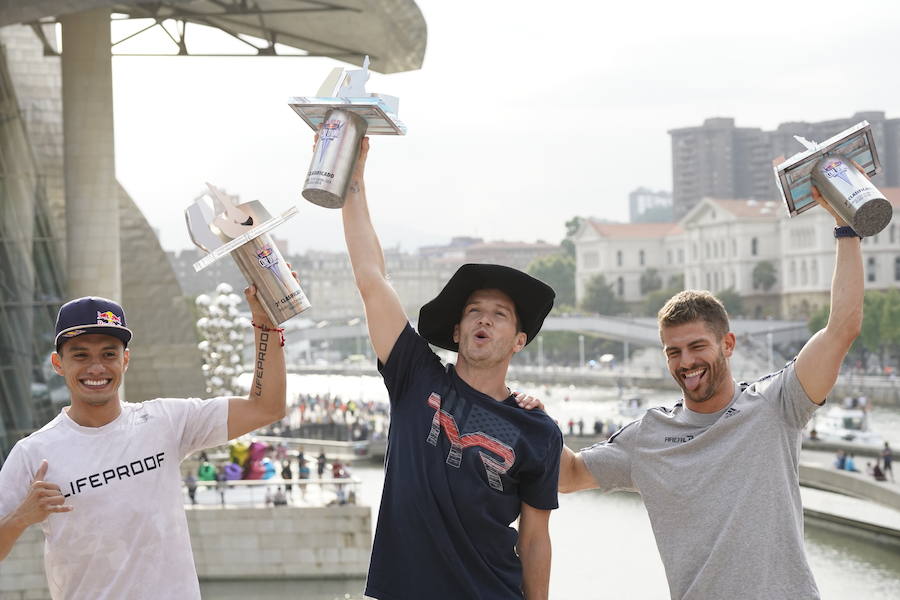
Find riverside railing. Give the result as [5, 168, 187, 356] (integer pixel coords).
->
[183, 477, 361, 508]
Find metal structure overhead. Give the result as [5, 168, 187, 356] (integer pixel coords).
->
[0, 0, 426, 73]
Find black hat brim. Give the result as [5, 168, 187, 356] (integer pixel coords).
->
[417, 264, 555, 352]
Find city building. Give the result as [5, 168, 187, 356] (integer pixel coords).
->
[779, 190, 900, 319]
[629, 187, 674, 223]
[669, 112, 900, 219]
[169, 236, 560, 323]
[462, 240, 560, 272]
[572, 222, 681, 306]
[669, 118, 772, 219]
[572, 191, 900, 320]
[679, 198, 782, 318]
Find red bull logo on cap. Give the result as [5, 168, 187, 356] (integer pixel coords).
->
[97, 311, 122, 326]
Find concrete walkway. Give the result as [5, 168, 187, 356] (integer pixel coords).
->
[799, 450, 900, 547]
[800, 449, 900, 510]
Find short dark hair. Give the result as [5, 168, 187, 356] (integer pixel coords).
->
[657, 290, 729, 340]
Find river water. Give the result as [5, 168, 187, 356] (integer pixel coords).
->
[203, 374, 900, 599]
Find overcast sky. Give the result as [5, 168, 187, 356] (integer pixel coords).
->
[110, 0, 900, 254]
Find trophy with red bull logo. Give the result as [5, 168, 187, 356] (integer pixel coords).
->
[184, 184, 310, 324]
[774, 121, 893, 237]
[289, 55, 406, 208]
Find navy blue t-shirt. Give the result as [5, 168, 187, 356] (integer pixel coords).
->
[365, 324, 562, 600]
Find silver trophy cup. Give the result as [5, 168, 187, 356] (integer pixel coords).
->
[811, 154, 892, 237]
[774, 121, 893, 237]
[290, 56, 406, 209]
[303, 109, 368, 208]
[185, 184, 310, 325]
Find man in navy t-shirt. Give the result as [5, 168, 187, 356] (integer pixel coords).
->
[338, 137, 562, 600]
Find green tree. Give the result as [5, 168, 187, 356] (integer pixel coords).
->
[565, 216, 583, 237]
[581, 274, 626, 315]
[528, 253, 575, 307]
[560, 216, 583, 258]
[805, 290, 900, 368]
[880, 288, 900, 367]
[716, 288, 743, 317]
[639, 268, 663, 295]
[667, 273, 685, 289]
[807, 304, 828, 334]
[642, 274, 686, 317]
[752, 261, 777, 292]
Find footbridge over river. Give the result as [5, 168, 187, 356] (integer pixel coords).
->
[289, 315, 809, 348]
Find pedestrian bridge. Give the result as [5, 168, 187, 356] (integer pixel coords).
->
[289, 315, 810, 348]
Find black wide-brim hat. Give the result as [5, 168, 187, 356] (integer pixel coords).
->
[418, 264, 555, 352]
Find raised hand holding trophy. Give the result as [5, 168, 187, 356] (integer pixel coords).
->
[185, 184, 310, 324]
[289, 56, 406, 208]
[774, 121, 893, 236]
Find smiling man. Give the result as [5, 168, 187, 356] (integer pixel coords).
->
[340, 137, 562, 600]
[556, 187, 864, 599]
[0, 291, 287, 599]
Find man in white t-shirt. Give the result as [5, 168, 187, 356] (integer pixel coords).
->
[0, 286, 287, 599]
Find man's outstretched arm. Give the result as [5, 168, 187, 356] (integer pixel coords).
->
[558, 446, 599, 493]
[341, 137, 407, 364]
[794, 186, 864, 404]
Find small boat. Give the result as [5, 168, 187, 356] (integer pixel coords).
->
[806, 405, 883, 447]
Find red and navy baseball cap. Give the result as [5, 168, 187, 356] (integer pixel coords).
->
[54, 297, 133, 352]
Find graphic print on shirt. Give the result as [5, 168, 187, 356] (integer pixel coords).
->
[62, 451, 166, 498]
[425, 392, 517, 491]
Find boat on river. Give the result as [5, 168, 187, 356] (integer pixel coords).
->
[806, 405, 883, 449]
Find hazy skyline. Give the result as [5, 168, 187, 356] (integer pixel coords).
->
[109, 0, 900, 253]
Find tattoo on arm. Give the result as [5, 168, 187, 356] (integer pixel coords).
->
[349, 181, 360, 194]
[254, 332, 268, 397]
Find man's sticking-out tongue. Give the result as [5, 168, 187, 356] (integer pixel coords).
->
[683, 369, 704, 391]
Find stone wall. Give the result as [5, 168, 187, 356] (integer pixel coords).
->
[0, 505, 371, 599]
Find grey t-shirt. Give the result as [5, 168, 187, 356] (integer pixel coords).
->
[582, 362, 820, 600]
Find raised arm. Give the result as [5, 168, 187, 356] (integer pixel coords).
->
[227, 285, 287, 439]
[341, 137, 407, 363]
[794, 185, 864, 404]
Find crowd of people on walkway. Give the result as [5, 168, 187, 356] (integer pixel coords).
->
[182, 445, 357, 507]
[834, 442, 894, 483]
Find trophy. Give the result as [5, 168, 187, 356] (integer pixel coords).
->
[289, 56, 406, 208]
[774, 121, 892, 236]
[185, 184, 310, 325]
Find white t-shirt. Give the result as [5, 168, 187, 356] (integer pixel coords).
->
[0, 397, 229, 600]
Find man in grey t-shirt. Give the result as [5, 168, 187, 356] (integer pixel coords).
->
[558, 190, 865, 599]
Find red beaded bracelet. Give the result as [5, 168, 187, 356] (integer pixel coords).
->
[251, 321, 285, 347]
